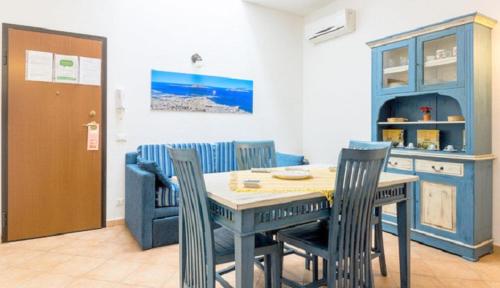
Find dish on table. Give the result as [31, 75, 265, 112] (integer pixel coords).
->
[272, 170, 312, 180]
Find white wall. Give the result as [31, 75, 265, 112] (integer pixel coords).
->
[302, 0, 500, 242]
[0, 0, 304, 223]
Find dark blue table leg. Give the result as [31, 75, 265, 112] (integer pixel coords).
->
[397, 184, 412, 288]
[235, 233, 255, 288]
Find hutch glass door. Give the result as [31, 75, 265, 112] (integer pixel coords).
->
[423, 35, 457, 85]
[377, 39, 416, 95]
[383, 47, 409, 88]
[418, 27, 464, 90]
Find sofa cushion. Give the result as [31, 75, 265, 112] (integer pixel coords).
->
[137, 158, 170, 186]
[276, 152, 305, 167]
[138, 144, 174, 177]
[214, 141, 237, 172]
[154, 206, 179, 219]
[155, 183, 180, 207]
[137, 157, 178, 207]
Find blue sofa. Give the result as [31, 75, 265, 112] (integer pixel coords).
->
[125, 141, 306, 250]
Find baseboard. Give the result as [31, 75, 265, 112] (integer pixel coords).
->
[106, 218, 124, 227]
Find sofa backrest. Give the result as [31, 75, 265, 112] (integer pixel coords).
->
[135, 141, 305, 178]
[170, 143, 216, 174]
[214, 142, 237, 172]
[138, 143, 218, 178]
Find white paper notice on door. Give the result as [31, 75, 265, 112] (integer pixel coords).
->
[87, 124, 100, 151]
[25, 50, 53, 82]
[79, 57, 101, 86]
[54, 54, 79, 83]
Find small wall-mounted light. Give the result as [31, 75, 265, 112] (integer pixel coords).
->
[191, 53, 203, 68]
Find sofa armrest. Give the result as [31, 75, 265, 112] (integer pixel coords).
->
[125, 163, 156, 250]
[126, 152, 138, 164]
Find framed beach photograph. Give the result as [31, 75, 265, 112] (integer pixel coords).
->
[151, 70, 253, 114]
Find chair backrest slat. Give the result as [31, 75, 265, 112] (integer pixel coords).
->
[235, 141, 277, 170]
[169, 148, 215, 288]
[329, 148, 386, 287]
[348, 140, 392, 171]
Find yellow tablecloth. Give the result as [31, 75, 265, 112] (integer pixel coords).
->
[229, 168, 336, 203]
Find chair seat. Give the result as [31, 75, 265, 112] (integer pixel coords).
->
[277, 221, 330, 259]
[214, 228, 277, 265]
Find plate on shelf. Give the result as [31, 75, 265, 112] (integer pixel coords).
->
[272, 170, 312, 180]
[443, 148, 458, 153]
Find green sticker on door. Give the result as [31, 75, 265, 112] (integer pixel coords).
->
[59, 59, 74, 67]
[54, 54, 78, 83]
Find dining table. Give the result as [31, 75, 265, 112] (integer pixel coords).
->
[203, 165, 419, 288]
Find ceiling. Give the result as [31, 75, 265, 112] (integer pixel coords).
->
[243, 0, 334, 16]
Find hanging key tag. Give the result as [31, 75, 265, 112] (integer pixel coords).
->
[86, 122, 100, 151]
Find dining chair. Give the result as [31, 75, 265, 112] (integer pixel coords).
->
[277, 148, 387, 288]
[348, 140, 391, 277]
[234, 140, 313, 270]
[235, 141, 277, 170]
[169, 147, 280, 288]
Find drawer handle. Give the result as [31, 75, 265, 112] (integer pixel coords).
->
[388, 161, 398, 166]
[431, 165, 444, 172]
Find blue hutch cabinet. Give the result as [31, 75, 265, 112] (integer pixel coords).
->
[367, 13, 496, 261]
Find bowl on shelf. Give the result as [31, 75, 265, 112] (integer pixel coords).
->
[448, 115, 465, 122]
[387, 117, 408, 122]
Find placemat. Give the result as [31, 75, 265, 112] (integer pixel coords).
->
[229, 168, 336, 203]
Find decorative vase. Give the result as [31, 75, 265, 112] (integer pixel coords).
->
[423, 112, 431, 121]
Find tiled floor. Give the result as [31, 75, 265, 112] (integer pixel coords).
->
[1, 225, 500, 287]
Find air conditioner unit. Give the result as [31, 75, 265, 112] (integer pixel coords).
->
[307, 9, 356, 44]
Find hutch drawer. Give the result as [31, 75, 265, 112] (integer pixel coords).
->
[387, 157, 413, 171]
[415, 159, 464, 177]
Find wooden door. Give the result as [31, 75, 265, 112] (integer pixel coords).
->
[2, 25, 106, 241]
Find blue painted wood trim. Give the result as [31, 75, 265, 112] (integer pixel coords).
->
[465, 23, 475, 154]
